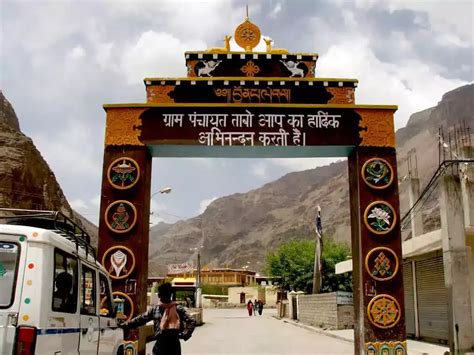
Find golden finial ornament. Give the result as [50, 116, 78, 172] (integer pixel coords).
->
[234, 6, 261, 52]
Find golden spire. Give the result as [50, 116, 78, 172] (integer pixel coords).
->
[234, 6, 261, 52]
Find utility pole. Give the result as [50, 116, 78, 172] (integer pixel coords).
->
[312, 205, 323, 294]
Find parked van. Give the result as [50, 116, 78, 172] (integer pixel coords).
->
[0, 209, 124, 354]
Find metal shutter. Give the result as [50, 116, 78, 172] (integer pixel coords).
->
[403, 262, 416, 336]
[415, 256, 449, 341]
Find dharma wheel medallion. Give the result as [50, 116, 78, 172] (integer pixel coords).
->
[367, 294, 401, 329]
[234, 19, 261, 51]
[361, 157, 394, 189]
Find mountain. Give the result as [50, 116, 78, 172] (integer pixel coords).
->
[149, 84, 474, 275]
[0, 91, 98, 244]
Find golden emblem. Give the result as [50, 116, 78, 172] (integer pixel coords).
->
[367, 294, 401, 329]
[357, 109, 396, 148]
[105, 108, 145, 146]
[147, 86, 175, 103]
[240, 61, 260, 77]
[234, 18, 261, 51]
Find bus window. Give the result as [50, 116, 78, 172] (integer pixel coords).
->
[99, 274, 114, 317]
[52, 249, 78, 313]
[81, 266, 96, 315]
[0, 241, 20, 308]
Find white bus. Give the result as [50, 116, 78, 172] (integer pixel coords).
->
[0, 209, 124, 354]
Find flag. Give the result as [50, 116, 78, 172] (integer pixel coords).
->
[312, 205, 323, 294]
[315, 205, 323, 242]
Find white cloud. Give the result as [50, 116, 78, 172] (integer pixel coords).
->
[120, 31, 207, 84]
[251, 161, 268, 179]
[386, 0, 473, 44]
[95, 42, 115, 70]
[32, 117, 103, 185]
[317, 36, 468, 128]
[70, 45, 86, 59]
[149, 199, 168, 225]
[270, 3, 282, 18]
[70, 198, 87, 210]
[199, 197, 217, 214]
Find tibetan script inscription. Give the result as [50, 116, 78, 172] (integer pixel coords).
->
[213, 87, 291, 104]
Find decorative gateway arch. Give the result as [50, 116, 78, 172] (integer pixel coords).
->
[98, 18, 406, 355]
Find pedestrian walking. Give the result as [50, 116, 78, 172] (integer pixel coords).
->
[120, 282, 196, 355]
[253, 299, 258, 316]
[246, 300, 253, 316]
[257, 300, 264, 315]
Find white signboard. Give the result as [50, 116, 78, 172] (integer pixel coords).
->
[167, 262, 194, 274]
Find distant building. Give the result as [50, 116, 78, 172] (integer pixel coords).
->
[168, 267, 257, 286]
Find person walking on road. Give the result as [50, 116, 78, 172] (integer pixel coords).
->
[246, 300, 253, 316]
[257, 300, 264, 316]
[120, 282, 196, 355]
[253, 299, 258, 316]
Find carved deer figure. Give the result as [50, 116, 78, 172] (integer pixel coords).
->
[206, 35, 232, 53]
[264, 38, 289, 54]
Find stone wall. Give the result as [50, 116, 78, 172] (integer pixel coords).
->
[297, 292, 353, 330]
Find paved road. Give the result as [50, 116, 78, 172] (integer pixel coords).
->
[146, 308, 353, 355]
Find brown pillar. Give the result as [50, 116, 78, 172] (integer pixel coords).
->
[98, 141, 152, 353]
[349, 147, 406, 354]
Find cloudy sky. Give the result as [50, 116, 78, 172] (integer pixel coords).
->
[1, 0, 472, 225]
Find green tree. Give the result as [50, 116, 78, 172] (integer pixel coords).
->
[321, 238, 352, 292]
[265, 238, 352, 293]
[265, 240, 315, 293]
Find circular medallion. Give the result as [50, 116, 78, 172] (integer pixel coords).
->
[101, 246, 136, 280]
[362, 158, 394, 189]
[234, 19, 261, 51]
[365, 247, 399, 281]
[111, 291, 134, 321]
[364, 201, 397, 235]
[105, 200, 137, 234]
[107, 157, 140, 190]
[367, 294, 401, 329]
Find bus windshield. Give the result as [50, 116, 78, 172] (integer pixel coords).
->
[0, 241, 20, 308]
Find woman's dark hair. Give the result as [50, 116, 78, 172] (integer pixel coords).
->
[158, 282, 173, 298]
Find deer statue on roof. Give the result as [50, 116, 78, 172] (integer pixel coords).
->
[264, 38, 289, 54]
[206, 35, 232, 53]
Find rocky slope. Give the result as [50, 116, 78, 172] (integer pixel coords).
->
[149, 84, 474, 275]
[0, 91, 98, 244]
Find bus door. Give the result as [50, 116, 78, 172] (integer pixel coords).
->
[79, 264, 99, 354]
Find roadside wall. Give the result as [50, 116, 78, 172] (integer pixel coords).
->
[297, 292, 353, 330]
